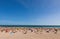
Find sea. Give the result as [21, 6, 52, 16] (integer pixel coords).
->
[0, 25, 60, 28]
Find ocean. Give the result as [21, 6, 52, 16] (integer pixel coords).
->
[0, 25, 60, 28]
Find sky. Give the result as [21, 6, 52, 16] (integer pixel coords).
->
[0, 0, 60, 25]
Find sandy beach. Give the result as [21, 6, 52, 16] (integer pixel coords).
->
[0, 27, 60, 39]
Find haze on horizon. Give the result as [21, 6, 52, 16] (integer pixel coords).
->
[0, 0, 60, 25]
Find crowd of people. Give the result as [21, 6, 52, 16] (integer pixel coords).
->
[0, 27, 59, 34]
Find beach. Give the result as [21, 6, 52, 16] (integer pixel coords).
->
[0, 27, 60, 39]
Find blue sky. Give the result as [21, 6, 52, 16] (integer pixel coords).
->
[0, 0, 60, 25]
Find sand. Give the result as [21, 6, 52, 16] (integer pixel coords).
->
[0, 27, 60, 39]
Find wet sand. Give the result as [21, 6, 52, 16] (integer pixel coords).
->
[0, 27, 60, 39]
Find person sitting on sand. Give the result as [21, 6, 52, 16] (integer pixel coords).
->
[33, 28, 39, 34]
[28, 28, 33, 32]
[5, 28, 11, 33]
[46, 28, 51, 33]
[22, 28, 27, 34]
[54, 28, 58, 34]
